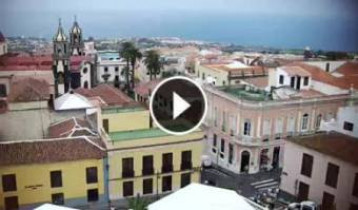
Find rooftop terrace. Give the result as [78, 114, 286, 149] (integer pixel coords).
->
[109, 128, 168, 141]
[221, 85, 272, 101]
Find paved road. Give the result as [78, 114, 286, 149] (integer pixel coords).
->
[201, 165, 282, 198]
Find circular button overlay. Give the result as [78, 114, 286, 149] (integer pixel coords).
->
[149, 76, 207, 135]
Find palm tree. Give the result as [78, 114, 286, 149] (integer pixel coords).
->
[129, 47, 142, 89]
[144, 50, 162, 80]
[119, 42, 133, 91]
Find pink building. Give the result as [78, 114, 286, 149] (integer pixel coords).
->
[280, 132, 358, 210]
[202, 61, 358, 175]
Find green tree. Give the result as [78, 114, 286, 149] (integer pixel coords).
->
[129, 47, 142, 90]
[120, 42, 142, 93]
[144, 50, 162, 80]
[128, 194, 149, 210]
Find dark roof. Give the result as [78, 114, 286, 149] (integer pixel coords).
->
[287, 132, 358, 166]
[0, 137, 106, 166]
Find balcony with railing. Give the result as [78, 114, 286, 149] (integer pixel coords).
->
[142, 167, 154, 176]
[181, 161, 192, 170]
[161, 164, 173, 173]
[122, 170, 135, 178]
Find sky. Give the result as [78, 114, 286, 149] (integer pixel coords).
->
[1, 0, 358, 51]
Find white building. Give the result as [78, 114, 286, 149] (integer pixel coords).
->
[96, 51, 126, 84]
[280, 132, 358, 210]
[321, 106, 358, 138]
[0, 31, 7, 56]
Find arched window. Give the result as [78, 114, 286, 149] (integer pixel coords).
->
[240, 151, 250, 173]
[0, 84, 7, 97]
[243, 120, 251, 136]
[315, 114, 322, 130]
[301, 114, 309, 131]
[58, 72, 64, 84]
[84, 81, 88, 89]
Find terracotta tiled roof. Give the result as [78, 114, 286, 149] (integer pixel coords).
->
[281, 66, 311, 77]
[7, 77, 51, 102]
[203, 64, 267, 77]
[288, 132, 358, 166]
[75, 84, 139, 107]
[287, 62, 355, 89]
[0, 137, 106, 166]
[134, 79, 162, 97]
[0, 55, 92, 72]
[48, 117, 95, 138]
[241, 77, 268, 89]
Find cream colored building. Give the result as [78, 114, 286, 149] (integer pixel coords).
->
[280, 132, 358, 210]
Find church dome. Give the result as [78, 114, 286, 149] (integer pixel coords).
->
[54, 19, 67, 42]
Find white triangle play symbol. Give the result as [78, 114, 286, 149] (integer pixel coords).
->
[173, 92, 191, 120]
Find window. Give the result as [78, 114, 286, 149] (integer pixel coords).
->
[212, 134, 217, 153]
[87, 189, 99, 201]
[322, 192, 335, 210]
[315, 114, 322, 130]
[220, 139, 225, 159]
[214, 107, 218, 126]
[115, 67, 119, 72]
[104, 67, 108, 72]
[0, 84, 7, 97]
[2, 174, 17, 192]
[300, 153, 313, 177]
[181, 151, 192, 170]
[228, 143, 234, 164]
[353, 173, 358, 197]
[50, 171, 62, 188]
[181, 173, 191, 188]
[162, 153, 173, 173]
[344, 121, 354, 131]
[350, 203, 358, 210]
[297, 182, 309, 202]
[103, 119, 109, 133]
[279, 75, 284, 84]
[4, 196, 18, 210]
[83, 67, 88, 74]
[143, 178, 153, 195]
[222, 111, 226, 132]
[290, 77, 295, 88]
[325, 163, 339, 188]
[84, 81, 88, 89]
[86, 167, 98, 184]
[122, 158, 134, 178]
[243, 120, 251, 135]
[52, 193, 64, 205]
[142, 155, 154, 176]
[301, 114, 309, 131]
[263, 119, 271, 137]
[123, 181, 134, 197]
[304, 77, 309, 86]
[162, 176, 172, 192]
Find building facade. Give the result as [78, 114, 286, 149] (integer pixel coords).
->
[0, 137, 107, 210]
[280, 132, 358, 210]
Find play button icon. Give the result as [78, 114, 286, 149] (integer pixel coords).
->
[173, 92, 190, 119]
[150, 76, 207, 135]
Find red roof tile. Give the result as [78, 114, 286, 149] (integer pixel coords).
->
[48, 117, 93, 138]
[0, 137, 106, 166]
[75, 84, 140, 107]
[7, 77, 51, 102]
[288, 132, 358, 166]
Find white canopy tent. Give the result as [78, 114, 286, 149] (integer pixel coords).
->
[34, 203, 78, 210]
[148, 183, 260, 210]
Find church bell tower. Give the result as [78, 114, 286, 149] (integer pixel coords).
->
[69, 16, 84, 56]
[53, 18, 70, 97]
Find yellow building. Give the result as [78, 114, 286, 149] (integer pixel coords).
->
[101, 106, 204, 204]
[195, 62, 267, 86]
[0, 137, 107, 210]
